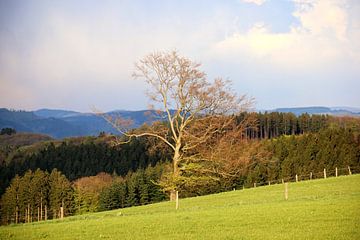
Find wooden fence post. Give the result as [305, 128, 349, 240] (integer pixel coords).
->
[175, 191, 179, 210]
[60, 207, 64, 219]
[282, 179, 284, 184]
[254, 182, 256, 188]
[268, 181, 271, 186]
[45, 205, 47, 221]
[310, 172, 312, 180]
[335, 167, 338, 177]
[324, 168, 327, 179]
[284, 183, 288, 200]
[296, 174, 298, 182]
[348, 166, 352, 175]
[60, 200, 64, 219]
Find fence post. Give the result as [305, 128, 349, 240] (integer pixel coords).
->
[335, 167, 338, 177]
[310, 172, 312, 180]
[296, 174, 298, 182]
[175, 191, 179, 210]
[282, 179, 284, 184]
[254, 182, 256, 188]
[284, 183, 288, 200]
[60, 200, 64, 219]
[348, 166, 352, 175]
[324, 168, 327, 179]
[268, 181, 271, 186]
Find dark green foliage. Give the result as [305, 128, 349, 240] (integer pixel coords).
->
[99, 180, 127, 211]
[126, 172, 139, 207]
[0, 137, 169, 195]
[48, 169, 74, 218]
[0, 128, 16, 135]
[0, 175, 21, 224]
[240, 112, 330, 139]
[98, 164, 167, 211]
[1, 114, 360, 225]
[0, 169, 74, 224]
[242, 128, 360, 185]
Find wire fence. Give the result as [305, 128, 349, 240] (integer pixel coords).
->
[238, 166, 360, 190]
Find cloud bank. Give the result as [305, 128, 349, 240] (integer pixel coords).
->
[0, 0, 359, 111]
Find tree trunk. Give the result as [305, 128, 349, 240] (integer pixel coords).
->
[170, 141, 181, 201]
[173, 143, 181, 177]
[170, 190, 176, 201]
[40, 197, 43, 221]
[15, 206, 18, 224]
[27, 204, 30, 223]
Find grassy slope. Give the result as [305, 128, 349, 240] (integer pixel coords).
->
[1, 175, 359, 240]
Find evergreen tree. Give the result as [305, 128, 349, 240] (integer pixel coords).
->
[48, 169, 74, 219]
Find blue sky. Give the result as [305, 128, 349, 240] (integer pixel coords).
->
[0, 0, 359, 112]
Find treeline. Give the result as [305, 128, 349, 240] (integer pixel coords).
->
[0, 137, 168, 195]
[242, 127, 360, 187]
[240, 112, 330, 139]
[1, 112, 353, 196]
[0, 169, 73, 225]
[166, 127, 360, 197]
[1, 127, 359, 224]
[1, 114, 360, 224]
[1, 164, 167, 225]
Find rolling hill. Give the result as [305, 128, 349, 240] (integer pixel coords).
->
[0, 175, 359, 239]
[273, 106, 360, 116]
[0, 106, 359, 139]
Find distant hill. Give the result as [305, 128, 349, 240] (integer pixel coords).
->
[0, 108, 161, 139]
[0, 108, 87, 139]
[34, 109, 81, 118]
[273, 106, 360, 116]
[1, 106, 359, 139]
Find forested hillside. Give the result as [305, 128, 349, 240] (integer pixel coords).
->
[0, 113, 359, 225]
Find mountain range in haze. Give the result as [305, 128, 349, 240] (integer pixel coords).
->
[0, 106, 359, 139]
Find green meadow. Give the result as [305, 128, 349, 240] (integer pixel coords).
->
[1, 175, 359, 240]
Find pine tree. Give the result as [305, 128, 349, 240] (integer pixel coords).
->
[126, 172, 139, 207]
[0, 175, 21, 224]
[48, 169, 74, 219]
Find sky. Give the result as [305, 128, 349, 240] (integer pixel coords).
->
[0, 0, 359, 112]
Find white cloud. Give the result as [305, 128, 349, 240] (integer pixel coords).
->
[0, 0, 359, 110]
[212, 0, 360, 71]
[293, 0, 348, 40]
[242, 0, 267, 6]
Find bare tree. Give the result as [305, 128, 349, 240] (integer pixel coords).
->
[99, 50, 255, 199]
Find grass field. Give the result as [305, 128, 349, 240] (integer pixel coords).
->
[1, 175, 359, 240]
